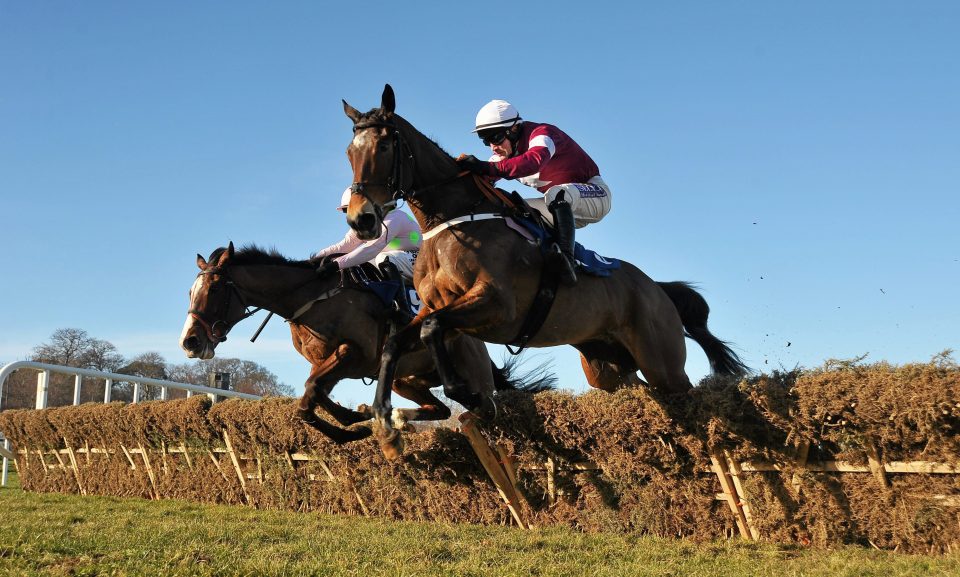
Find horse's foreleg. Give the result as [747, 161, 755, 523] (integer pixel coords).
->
[309, 343, 372, 426]
[389, 375, 452, 429]
[420, 284, 506, 418]
[374, 313, 428, 459]
[297, 347, 372, 442]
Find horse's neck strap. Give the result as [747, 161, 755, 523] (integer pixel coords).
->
[288, 287, 343, 321]
[421, 213, 505, 241]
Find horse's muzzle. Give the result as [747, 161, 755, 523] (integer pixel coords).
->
[349, 212, 382, 241]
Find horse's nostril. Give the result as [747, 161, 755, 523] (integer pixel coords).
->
[357, 212, 377, 233]
[183, 336, 200, 352]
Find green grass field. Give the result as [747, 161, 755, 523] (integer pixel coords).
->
[1, 475, 957, 577]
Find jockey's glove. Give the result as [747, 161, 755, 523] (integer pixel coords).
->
[316, 261, 339, 277]
[456, 154, 496, 177]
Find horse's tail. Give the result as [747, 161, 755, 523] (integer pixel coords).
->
[491, 354, 557, 393]
[657, 281, 750, 377]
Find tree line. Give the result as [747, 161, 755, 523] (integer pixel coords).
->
[0, 328, 294, 410]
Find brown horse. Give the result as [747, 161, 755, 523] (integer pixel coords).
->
[342, 85, 749, 454]
[179, 242, 549, 445]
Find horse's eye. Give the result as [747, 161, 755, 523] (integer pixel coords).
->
[378, 142, 390, 153]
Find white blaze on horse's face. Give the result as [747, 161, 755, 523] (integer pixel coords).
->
[180, 275, 215, 360]
[352, 130, 372, 149]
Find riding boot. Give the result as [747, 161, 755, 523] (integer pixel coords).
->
[378, 260, 414, 326]
[547, 193, 578, 286]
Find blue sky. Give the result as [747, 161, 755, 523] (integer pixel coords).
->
[2, 2, 958, 406]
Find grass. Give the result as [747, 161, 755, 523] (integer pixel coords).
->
[1, 479, 958, 577]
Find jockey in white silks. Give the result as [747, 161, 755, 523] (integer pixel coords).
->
[313, 188, 422, 282]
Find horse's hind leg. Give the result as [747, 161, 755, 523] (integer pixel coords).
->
[579, 353, 627, 392]
[619, 322, 692, 394]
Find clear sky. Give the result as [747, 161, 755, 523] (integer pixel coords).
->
[2, 2, 958, 407]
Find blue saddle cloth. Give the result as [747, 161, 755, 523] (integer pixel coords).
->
[512, 216, 621, 277]
[349, 266, 422, 317]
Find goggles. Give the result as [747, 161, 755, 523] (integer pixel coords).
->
[480, 130, 509, 147]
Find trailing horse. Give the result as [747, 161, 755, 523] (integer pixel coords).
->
[342, 85, 749, 456]
[179, 242, 552, 446]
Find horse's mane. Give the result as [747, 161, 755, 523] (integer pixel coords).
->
[357, 108, 457, 163]
[209, 244, 314, 270]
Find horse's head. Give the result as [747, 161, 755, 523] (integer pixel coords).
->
[180, 242, 249, 359]
[342, 84, 409, 240]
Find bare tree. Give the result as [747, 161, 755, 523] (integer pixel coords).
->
[118, 352, 169, 401]
[167, 357, 294, 397]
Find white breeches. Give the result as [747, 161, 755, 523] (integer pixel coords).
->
[525, 176, 612, 228]
[374, 250, 417, 280]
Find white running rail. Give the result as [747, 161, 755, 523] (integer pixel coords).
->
[0, 360, 262, 487]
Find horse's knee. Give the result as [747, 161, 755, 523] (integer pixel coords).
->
[420, 316, 442, 344]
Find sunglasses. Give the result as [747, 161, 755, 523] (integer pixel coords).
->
[480, 130, 509, 146]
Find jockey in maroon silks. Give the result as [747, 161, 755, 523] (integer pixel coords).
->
[457, 99, 612, 285]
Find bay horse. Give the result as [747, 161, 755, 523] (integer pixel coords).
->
[179, 242, 550, 445]
[342, 85, 749, 456]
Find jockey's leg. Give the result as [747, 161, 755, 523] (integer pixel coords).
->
[546, 190, 578, 286]
[376, 255, 414, 326]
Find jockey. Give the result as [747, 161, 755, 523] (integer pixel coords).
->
[313, 188, 422, 289]
[456, 99, 612, 285]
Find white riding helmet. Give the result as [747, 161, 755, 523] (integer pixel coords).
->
[473, 99, 521, 133]
[337, 187, 351, 211]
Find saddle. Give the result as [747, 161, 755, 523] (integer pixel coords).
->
[344, 262, 419, 326]
[503, 190, 620, 278]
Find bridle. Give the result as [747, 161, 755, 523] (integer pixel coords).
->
[349, 120, 411, 219]
[188, 268, 261, 344]
[349, 119, 471, 217]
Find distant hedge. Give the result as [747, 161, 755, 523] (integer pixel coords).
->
[2, 359, 958, 553]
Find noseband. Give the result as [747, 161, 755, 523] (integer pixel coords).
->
[188, 268, 261, 344]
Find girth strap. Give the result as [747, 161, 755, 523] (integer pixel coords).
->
[505, 262, 562, 355]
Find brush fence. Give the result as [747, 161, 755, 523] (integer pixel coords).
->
[1, 361, 958, 554]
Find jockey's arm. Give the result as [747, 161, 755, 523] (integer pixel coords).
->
[313, 230, 363, 261]
[492, 134, 555, 179]
[331, 223, 394, 270]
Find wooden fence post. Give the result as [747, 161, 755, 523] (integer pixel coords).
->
[222, 430, 251, 504]
[710, 446, 753, 540]
[138, 444, 158, 500]
[459, 413, 528, 529]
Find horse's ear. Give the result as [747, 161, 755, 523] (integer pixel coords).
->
[197, 254, 207, 270]
[217, 242, 234, 267]
[343, 99, 361, 123]
[381, 84, 395, 114]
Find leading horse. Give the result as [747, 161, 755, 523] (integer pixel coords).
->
[342, 85, 749, 456]
[179, 242, 550, 445]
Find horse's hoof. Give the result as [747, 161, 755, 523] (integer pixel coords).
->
[297, 409, 317, 425]
[379, 429, 404, 460]
[473, 395, 498, 422]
